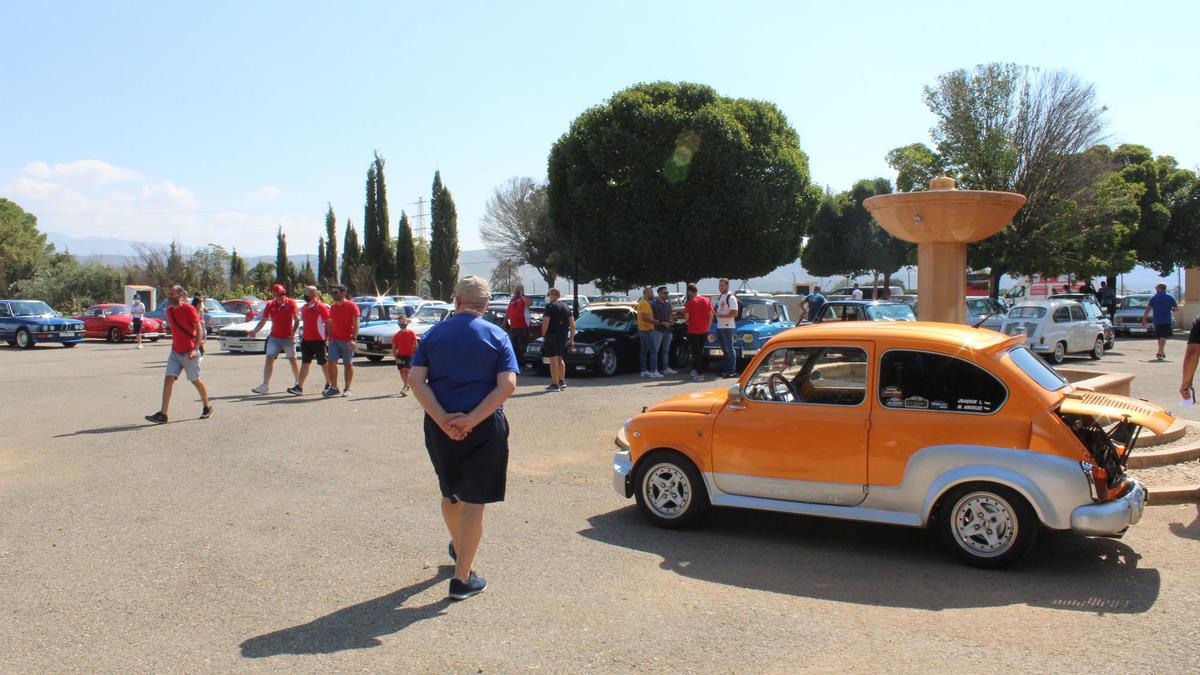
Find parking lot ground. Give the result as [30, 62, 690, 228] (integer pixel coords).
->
[2, 339, 1199, 672]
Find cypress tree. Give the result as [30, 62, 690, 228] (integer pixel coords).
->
[373, 152, 394, 288]
[362, 164, 378, 280]
[429, 171, 460, 301]
[341, 218, 360, 290]
[317, 238, 326, 283]
[396, 210, 416, 295]
[323, 203, 337, 284]
[274, 227, 289, 287]
[229, 248, 247, 288]
[299, 257, 317, 286]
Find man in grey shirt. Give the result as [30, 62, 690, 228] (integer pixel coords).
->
[652, 286, 677, 375]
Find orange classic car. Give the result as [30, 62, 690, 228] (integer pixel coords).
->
[613, 322, 1172, 568]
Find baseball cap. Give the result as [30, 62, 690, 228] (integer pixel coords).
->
[271, 283, 286, 295]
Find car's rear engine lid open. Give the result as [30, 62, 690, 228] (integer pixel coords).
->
[1059, 391, 1174, 435]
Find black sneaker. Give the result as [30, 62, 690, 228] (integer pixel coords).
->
[544, 383, 560, 392]
[322, 384, 332, 395]
[286, 385, 302, 396]
[323, 387, 340, 398]
[448, 540, 456, 562]
[448, 572, 487, 600]
[145, 411, 168, 424]
[200, 406, 214, 419]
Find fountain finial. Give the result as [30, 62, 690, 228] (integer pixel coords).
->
[929, 175, 957, 191]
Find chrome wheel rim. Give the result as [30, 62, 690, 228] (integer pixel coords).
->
[16, 331, 30, 348]
[1054, 343, 1065, 361]
[109, 328, 121, 342]
[643, 463, 691, 518]
[600, 348, 617, 375]
[1093, 338, 1104, 357]
[952, 492, 1017, 557]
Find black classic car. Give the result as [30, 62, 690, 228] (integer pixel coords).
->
[521, 304, 689, 376]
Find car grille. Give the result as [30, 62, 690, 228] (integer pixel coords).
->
[1116, 316, 1143, 326]
[221, 329, 250, 338]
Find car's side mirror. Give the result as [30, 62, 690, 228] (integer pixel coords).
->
[727, 384, 743, 404]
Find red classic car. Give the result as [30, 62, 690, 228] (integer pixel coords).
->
[222, 297, 266, 321]
[78, 304, 164, 342]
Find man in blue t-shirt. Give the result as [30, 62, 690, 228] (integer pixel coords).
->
[802, 287, 827, 322]
[1141, 283, 1179, 360]
[409, 275, 519, 601]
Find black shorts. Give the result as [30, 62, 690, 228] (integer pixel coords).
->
[424, 411, 509, 504]
[395, 355, 412, 369]
[1154, 323, 1173, 339]
[131, 317, 142, 333]
[300, 339, 327, 364]
[541, 333, 567, 358]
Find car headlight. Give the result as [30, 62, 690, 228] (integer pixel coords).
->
[525, 344, 540, 354]
[581, 346, 595, 355]
[742, 333, 754, 344]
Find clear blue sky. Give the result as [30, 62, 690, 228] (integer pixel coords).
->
[2, 0, 1197, 257]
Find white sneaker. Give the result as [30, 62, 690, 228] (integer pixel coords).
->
[342, 389, 352, 397]
[691, 374, 705, 382]
[136, 344, 143, 350]
[640, 371, 650, 378]
[662, 368, 677, 375]
[648, 372, 664, 379]
[251, 384, 269, 395]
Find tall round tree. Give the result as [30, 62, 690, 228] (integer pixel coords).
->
[548, 81, 819, 289]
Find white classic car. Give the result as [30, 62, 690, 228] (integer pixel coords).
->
[355, 302, 453, 361]
[999, 300, 1108, 364]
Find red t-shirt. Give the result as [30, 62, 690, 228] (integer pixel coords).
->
[329, 301, 361, 341]
[300, 301, 331, 341]
[391, 328, 417, 356]
[263, 298, 299, 339]
[507, 296, 529, 329]
[685, 295, 714, 334]
[167, 303, 201, 352]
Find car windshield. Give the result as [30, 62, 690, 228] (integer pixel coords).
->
[865, 304, 916, 321]
[1008, 306, 1046, 319]
[203, 298, 225, 312]
[1121, 296, 1150, 309]
[1007, 346, 1068, 391]
[966, 298, 1002, 315]
[10, 301, 54, 316]
[413, 306, 449, 322]
[576, 309, 633, 331]
[105, 306, 131, 316]
[742, 303, 772, 321]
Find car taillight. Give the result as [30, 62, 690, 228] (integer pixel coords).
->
[1081, 461, 1109, 501]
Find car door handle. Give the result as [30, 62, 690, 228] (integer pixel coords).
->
[726, 404, 746, 410]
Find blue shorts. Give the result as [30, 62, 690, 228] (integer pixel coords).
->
[265, 336, 296, 359]
[165, 350, 201, 381]
[327, 339, 355, 365]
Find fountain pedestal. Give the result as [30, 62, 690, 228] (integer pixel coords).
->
[864, 176, 1026, 325]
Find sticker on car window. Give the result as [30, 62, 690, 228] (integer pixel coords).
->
[881, 385, 904, 398]
[885, 396, 905, 408]
[904, 396, 929, 409]
[955, 398, 991, 412]
[930, 400, 949, 410]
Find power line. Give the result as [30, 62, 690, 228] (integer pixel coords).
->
[36, 206, 325, 217]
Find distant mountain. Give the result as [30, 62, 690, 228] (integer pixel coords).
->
[46, 232, 144, 258]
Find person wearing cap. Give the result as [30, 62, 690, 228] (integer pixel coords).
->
[249, 283, 300, 395]
[325, 284, 361, 397]
[408, 275, 519, 600]
[290, 285, 332, 396]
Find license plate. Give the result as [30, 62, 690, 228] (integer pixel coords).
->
[61, 332, 79, 337]
[709, 349, 724, 357]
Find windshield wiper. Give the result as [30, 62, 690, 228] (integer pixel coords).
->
[971, 312, 996, 328]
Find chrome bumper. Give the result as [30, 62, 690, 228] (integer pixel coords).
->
[218, 337, 266, 353]
[1070, 479, 1147, 536]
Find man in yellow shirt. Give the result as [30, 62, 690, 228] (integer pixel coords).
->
[636, 287, 660, 378]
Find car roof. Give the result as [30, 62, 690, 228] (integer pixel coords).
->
[826, 300, 907, 306]
[780, 321, 1019, 351]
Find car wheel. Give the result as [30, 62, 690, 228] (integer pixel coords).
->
[15, 329, 33, 349]
[597, 346, 618, 377]
[366, 354, 384, 362]
[937, 483, 1037, 569]
[107, 327, 122, 343]
[633, 449, 709, 529]
[1051, 341, 1066, 364]
[150, 336, 160, 343]
[671, 338, 691, 369]
[62, 341, 77, 348]
[1090, 336, 1104, 360]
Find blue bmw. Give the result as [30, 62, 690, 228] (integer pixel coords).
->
[0, 300, 86, 349]
[703, 297, 795, 365]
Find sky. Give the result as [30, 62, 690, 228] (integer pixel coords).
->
[2, 0, 1197, 259]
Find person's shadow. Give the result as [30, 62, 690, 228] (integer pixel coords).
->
[239, 567, 453, 657]
[1169, 505, 1200, 540]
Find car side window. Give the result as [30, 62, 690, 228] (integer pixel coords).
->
[0, 304, 10, 317]
[1069, 305, 1086, 321]
[1053, 307, 1071, 323]
[744, 346, 867, 405]
[879, 350, 1007, 413]
[819, 305, 838, 322]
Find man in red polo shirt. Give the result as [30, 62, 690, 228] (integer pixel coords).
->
[145, 285, 212, 423]
[290, 285, 333, 396]
[325, 284, 361, 397]
[683, 283, 713, 382]
[504, 284, 532, 370]
[249, 283, 300, 395]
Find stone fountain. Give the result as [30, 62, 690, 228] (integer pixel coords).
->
[864, 176, 1026, 324]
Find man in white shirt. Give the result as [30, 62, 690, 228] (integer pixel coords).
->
[130, 294, 146, 349]
[715, 278, 739, 378]
[851, 283, 864, 301]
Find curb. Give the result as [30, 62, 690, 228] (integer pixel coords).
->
[1149, 484, 1200, 505]
[1129, 439, 1200, 468]
[1138, 418, 1193, 448]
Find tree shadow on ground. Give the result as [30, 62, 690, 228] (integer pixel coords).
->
[579, 506, 1160, 614]
[1168, 504, 1200, 541]
[239, 566, 454, 658]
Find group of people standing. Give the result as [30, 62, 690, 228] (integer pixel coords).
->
[634, 278, 740, 382]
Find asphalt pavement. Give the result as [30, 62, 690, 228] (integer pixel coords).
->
[1, 337, 1198, 672]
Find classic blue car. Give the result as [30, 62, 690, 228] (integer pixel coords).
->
[703, 297, 794, 364]
[0, 299, 86, 349]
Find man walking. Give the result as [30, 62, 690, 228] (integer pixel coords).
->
[326, 285, 361, 397]
[802, 286, 827, 322]
[291, 285, 332, 396]
[683, 283, 713, 382]
[408, 276, 519, 600]
[504, 284, 532, 371]
[1098, 280, 1117, 319]
[851, 283, 863, 301]
[145, 285, 212, 423]
[653, 286, 677, 376]
[540, 288, 574, 392]
[392, 313, 417, 396]
[249, 284, 300, 394]
[1141, 283, 1179, 361]
[130, 293, 146, 350]
[636, 287, 659, 378]
[715, 278, 739, 377]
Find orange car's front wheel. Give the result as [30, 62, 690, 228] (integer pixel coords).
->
[634, 450, 709, 529]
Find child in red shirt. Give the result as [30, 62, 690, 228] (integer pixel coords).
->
[391, 313, 418, 396]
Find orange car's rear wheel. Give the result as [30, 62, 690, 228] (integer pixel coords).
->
[634, 450, 709, 529]
[938, 483, 1037, 569]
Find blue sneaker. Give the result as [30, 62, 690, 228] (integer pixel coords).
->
[448, 572, 487, 600]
